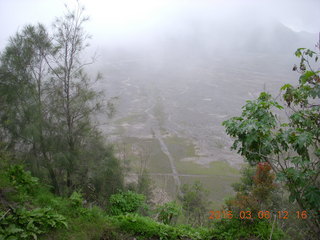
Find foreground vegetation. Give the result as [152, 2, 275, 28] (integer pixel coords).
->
[0, 160, 286, 240]
[223, 47, 320, 238]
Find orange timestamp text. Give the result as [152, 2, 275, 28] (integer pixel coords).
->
[209, 210, 308, 220]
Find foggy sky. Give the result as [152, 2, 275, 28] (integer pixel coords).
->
[0, 0, 319, 51]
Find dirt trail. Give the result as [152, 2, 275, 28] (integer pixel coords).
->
[153, 128, 182, 195]
[144, 99, 182, 195]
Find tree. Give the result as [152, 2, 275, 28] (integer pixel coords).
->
[136, 144, 153, 201]
[0, 3, 124, 199]
[0, 23, 61, 193]
[226, 163, 280, 216]
[179, 181, 210, 226]
[218, 163, 288, 239]
[44, 3, 104, 194]
[223, 46, 320, 238]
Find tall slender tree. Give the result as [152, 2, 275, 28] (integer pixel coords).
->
[44, 3, 103, 193]
[0, 3, 124, 198]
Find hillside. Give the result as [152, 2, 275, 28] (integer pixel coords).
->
[94, 20, 316, 204]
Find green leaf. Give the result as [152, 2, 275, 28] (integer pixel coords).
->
[304, 186, 320, 208]
[299, 71, 316, 84]
[289, 194, 296, 203]
[7, 224, 24, 234]
[280, 84, 292, 91]
[295, 49, 302, 57]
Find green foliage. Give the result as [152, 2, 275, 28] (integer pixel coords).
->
[68, 191, 90, 217]
[109, 191, 146, 215]
[0, 207, 67, 240]
[47, 206, 109, 240]
[69, 191, 83, 208]
[156, 201, 181, 225]
[111, 213, 213, 240]
[212, 218, 285, 240]
[226, 163, 281, 217]
[223, 92, 283, 165]
[215, 164, 286, 240]
[223, 47, 320, 237]
[231, 166, 255, 194]
[7, 165, 39, 195]
[137, 170, 153, 201]
[0, 165, 66, 239]
[180, 181, 210, 226]
[90, 145, 125, 205]
[0, 2, 124, 200]
[0, 163, 110, 240]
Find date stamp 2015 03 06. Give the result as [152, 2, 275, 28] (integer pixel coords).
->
[209, 210, 309, 220]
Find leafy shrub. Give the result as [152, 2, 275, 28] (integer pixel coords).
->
[70, 191, 84, 208]
[69, 191, 90, 217]
[225, 164, 281, 221]
[156, 201, 181, 225]
[111, 213, 213, 240]
[6, 165, 38, 194]
[0, 207, 67, 239]
[109, 191, 146, 215]
[212, 218, 285, 240]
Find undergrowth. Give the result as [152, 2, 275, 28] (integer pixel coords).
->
[0, 164, 285, 240]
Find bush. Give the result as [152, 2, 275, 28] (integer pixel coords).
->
[156, 201, 181, 225]
[70, 191, 84, 208]
[0, 207, 67, 239]
[212, 218, 286, 240]
[68, 191, 90, 217]
[6, 165, 38, 195]
[111, 213, 213, 240]
[109, 191, 146, 215]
